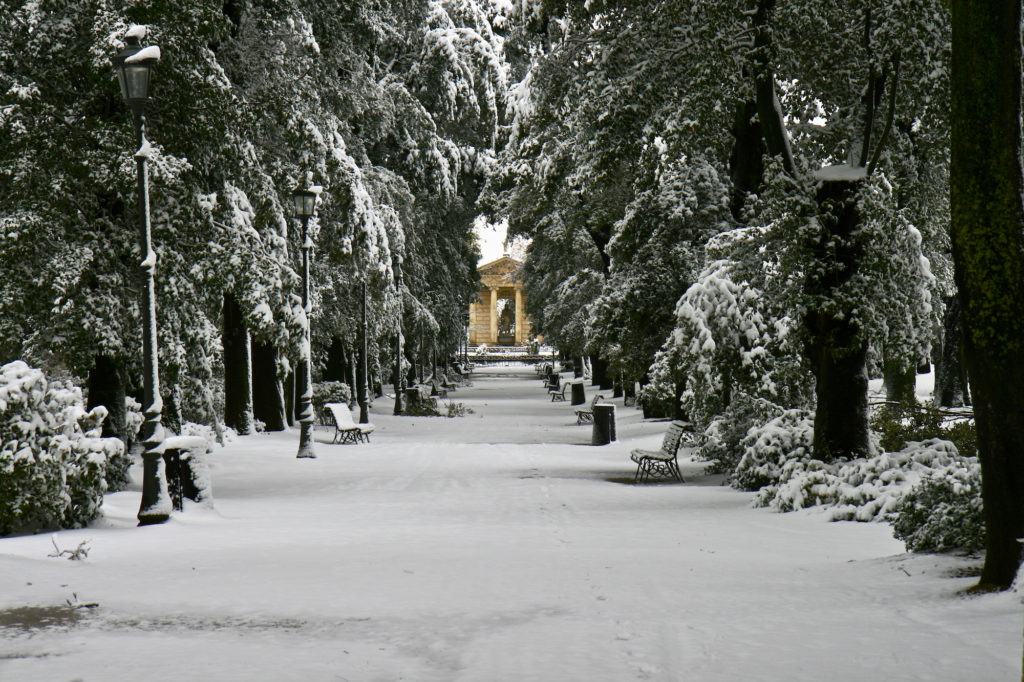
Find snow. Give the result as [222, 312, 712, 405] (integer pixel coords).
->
[0, 366, 1019, 680]
[124, 25, 147, 41]
[814, 164, 868, 183]
[124, 45, 161, 63]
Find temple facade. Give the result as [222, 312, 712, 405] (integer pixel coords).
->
[469, 255, 534, 346]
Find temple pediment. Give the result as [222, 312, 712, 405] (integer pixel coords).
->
[478, 255, 524, 288]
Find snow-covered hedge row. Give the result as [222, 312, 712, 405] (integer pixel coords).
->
[0, 361, 122, 535]
[732, 410, 984, 553]
[751, 437, 965, 518]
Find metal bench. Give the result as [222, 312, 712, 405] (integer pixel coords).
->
[630, 420, 690, 483]
[325, 402, 375, 444]
[549, 382, 569, 402]
[575, 393, 605, 424]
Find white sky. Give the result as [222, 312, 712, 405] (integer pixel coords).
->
[474, 217, 527, 265]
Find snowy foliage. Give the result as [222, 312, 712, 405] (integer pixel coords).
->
[752, 436, 971, 525]
[0, 361, 122, 535]
[892, 459, 984, 553]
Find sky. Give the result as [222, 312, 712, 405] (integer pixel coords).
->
[474, 217, 527, 265]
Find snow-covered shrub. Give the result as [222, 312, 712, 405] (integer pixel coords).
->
[102, 395, 143, 493]
[697, 397, 787, 475]
[753, 438, 968, 523]
[733, 409, 814, 490]
[313, 381, 352, 415]
[891, 459, 984, 553]
[871, 403, 977, 457]
[182, 421, 236, 448]
[0, 361, 122, 535]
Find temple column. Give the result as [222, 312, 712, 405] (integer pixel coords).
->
[490, 287, 499, 343]
[515, 287, 524, 345]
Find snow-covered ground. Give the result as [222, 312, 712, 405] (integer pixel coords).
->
[1, 366, 1020, 681]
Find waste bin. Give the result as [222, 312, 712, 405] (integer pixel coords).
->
[571, 380, 586, 406]
[592, 403, 617, 445]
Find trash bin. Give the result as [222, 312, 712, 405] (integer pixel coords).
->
[571, 380, 586, 406]
[592, 403, 616, 445]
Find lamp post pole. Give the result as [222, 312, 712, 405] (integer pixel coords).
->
[393, 255, 404, 416]
[114, 28, 170, 526]
[291, 187, 319, 459]
[358, 280, 370, 423]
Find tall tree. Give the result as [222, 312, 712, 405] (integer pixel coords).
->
[949, 0, 1024, 591]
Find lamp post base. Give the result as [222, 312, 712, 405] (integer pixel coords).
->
[137, 450, 171, 525]
[296, 420, 316, 459]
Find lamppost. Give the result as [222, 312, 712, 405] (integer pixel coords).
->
[393, 253, 405, 416]
[358, 279, 370, 423]
[291, 186, 319, 459]
[113, 26, 169, 526]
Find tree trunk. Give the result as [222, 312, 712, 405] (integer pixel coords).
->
[729, 99, 766, 221]
[283, 367, 295, 427]
[574, 357, 584, 379]
[87, 354, 128, 443]
[323, 336, 347, 383]
[804, 179, 872, 461]
[252, 340, 286, 431]
[934, 295, 969, 407]
[950, 0, 1024, 590]
[613, 373, 624, 398]
[222, 292, 254, 434]
[87, 354, 132, 492]
[591, 354, 608, 388]
[624, 376, 636, 403]
[883, 358, 917, 406]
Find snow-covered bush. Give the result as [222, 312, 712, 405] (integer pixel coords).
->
[101, 395, 143, 493]
[0, 361, 122, 535]
[733, 409, 814, 490]
[313, 381, 352, 415]
[891, 459, 984, 553]
[753, 438, 968, 523]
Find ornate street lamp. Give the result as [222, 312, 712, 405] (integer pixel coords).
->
[291, 186, 319, 459]
[114, 26, 169, 526]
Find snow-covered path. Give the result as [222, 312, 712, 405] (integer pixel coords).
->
[1, 366, 1020, 681]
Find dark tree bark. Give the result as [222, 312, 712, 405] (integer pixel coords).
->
[323, 336, 347, 383]
[883, 358, 917, 406]
[283, 368, 295, 427]
[613, 373, 624, 399]
[950, 0, 1024, 590]
[574, 357, 584, 379]
[252, 340, 286, 431]
[934, 295, 969, 407]
[222, 292, 254, 434]
[87, 354, 128, 443]
[804, 179, 872, 461]
[591, 354, 610, 389]
[729, 99, 766, 221]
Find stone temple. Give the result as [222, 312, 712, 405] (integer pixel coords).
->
[469, 256, 534, 346]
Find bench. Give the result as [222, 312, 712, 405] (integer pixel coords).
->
[630, 420, 690, 483]
[325, 402, 375, 444]
[549, 382, 569, 402]
[575, 393, 605, 425]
